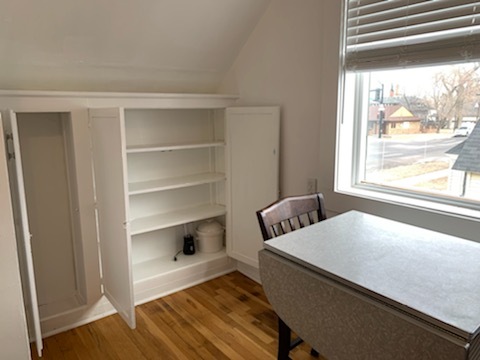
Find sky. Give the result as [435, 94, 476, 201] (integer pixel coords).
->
[369, 63, 480, 99]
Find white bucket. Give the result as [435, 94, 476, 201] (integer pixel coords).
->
[196, 220, 224, 253]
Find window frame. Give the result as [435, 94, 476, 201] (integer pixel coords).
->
[336, 69, 480, 220]
[335, 1, 480, 221]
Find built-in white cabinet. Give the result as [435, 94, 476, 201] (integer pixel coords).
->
[226, 107, 280, 268]
[89, 106, 232, 327]
[3, 109, 99, 357]
[1, 91, 279, 357]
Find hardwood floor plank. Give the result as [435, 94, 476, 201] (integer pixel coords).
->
[162, 294, 240, 360]
[167, 291, 269, 360]
[95, 316, 148, 359]
[31, 271, 324, 360]
[72, 325, 115, 360]
[186, 284, 277, 356]
[143, 299, 222, 360]
[133, 307, 191, 360]
[138, 305, 203, 359]
[227, 311, 276, 344]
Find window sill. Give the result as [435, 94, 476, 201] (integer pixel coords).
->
[335, 183, 480, 222]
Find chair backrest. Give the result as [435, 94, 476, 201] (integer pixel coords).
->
[256, 192, 327, 241]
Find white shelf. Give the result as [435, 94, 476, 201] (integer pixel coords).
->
[130, 204, 226, 235]
[129, 172, 225, 195]
[126, 141, 225, 153]
[132, 249, 227, 283]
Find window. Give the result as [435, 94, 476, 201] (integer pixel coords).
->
[337, 1, 480, 216]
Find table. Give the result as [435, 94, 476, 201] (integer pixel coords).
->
[259, 210, 480, 360]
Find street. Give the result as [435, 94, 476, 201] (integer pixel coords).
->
[366, 135, 466, 171]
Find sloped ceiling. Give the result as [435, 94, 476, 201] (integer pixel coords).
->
[0, 0, 270, 93]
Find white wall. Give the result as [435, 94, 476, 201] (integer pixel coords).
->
[219, 0, 480, 241]
[0, 0, 270, 93]
[219, 0, 324, 196]
[0, 122, 31, 359]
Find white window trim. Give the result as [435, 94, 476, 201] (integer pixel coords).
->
[336, 0, 480, 222]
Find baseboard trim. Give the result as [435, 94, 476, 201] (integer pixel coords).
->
[236, 261, 261, 284]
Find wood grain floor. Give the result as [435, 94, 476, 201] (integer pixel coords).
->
[31, 271, 326, 360]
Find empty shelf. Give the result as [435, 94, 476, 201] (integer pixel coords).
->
[129, 173, 225, 195]
[130, 204, 226, 235]
[126, 141, 225, 153]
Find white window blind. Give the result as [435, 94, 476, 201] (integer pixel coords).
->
[346, 0, 480, 70]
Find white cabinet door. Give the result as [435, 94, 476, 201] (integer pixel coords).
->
[226, 107, 280, 268]
[3, 110, 43, 357]
[89, 108, 135, 329]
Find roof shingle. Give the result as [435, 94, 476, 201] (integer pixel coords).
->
[452, 121, 480, 173]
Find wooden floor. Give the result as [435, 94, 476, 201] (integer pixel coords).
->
[31, 271, 326, 360]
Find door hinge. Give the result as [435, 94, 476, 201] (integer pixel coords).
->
[6, 133, 15, 160]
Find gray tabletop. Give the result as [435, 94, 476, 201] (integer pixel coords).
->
[263, 210, 480, 340]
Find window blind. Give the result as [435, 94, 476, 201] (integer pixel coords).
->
[345, 0, 480, 70]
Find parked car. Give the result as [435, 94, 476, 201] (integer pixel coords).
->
[454, 126, 471, 137]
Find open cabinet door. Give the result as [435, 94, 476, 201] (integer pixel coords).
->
[226, 107, 280, 268]
[89, 108, 136, 329]
[3, 110, 43, 357]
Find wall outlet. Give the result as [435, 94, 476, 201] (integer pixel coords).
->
[307, 178, 317, 194]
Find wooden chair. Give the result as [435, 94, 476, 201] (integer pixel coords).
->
[256, 192, 326, 360]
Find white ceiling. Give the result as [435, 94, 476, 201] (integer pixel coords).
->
[0, 0, 270, 92]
